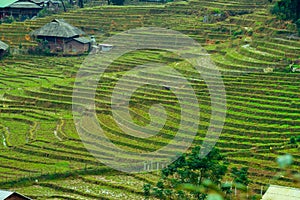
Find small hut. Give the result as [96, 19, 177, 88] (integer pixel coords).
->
[0, 189, 32, 200]
[0, 40, 9, 57]
[31, 19, 91, 55]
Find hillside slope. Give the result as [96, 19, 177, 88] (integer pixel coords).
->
[0, 0, 299, 199]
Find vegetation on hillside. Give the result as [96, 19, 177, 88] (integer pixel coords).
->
[143, 147, 253, 200]
[269, 0, 300, 35]
[0, 0, 299, 199]
[144, 147, 228, 199]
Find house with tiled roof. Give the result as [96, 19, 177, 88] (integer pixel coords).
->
[31, 19, 91, 55]
[0, 189, 31, 200]
[0, 0, 42, 19]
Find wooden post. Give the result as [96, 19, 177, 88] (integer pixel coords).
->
[235, 186, 237, 196]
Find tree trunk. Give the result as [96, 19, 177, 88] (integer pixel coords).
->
[78, 0, 84, 8]
[60, 0, 67, 12]
[296, 0, 300, 19]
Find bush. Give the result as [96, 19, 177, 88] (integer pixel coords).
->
[270, 0, 300, 35]
[212, 8, 222, 14]
[270, 0, 299, 21]
[1, 16, 15, 24]
[111, 0, 125, 5]
[247, 29, 253, 36]
[296, 19, 300, 36]
[28, 39, 51, 55]
[233, 29, 243, 37]
[296, 135, 300, 142]
[290, 136, 296, 144]
[37, 8, 53, 18]
[251, 194, 261, 200]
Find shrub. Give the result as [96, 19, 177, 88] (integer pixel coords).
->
[296, 19, 300, 36]
[296, 135, 300, 142]
[143, 184, 151, 199]
[251, 194, 261, 200]
[212, 8, 222, 14]
[1, 16, 15, 24]
[233, 29, 243, 37]
[37, 8, 53, 18]
[269, 0, 300, 35]
[290, 136, 296, 144]
[28, 39, 51, 55]
[247, 29, 253, 36]
[111, 0, 125, 5]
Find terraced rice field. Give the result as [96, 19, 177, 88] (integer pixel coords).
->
[0, 0, 299, 199]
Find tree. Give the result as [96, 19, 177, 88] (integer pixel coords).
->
[144, 146, 228, 200]
[78, 0, 84, 8]
[269, 0, 300, 21]
[111, 0, 125, 5]
[60, 0, 67, 12]
[231, 167, 249, 186]
[269, 0, 300, 35]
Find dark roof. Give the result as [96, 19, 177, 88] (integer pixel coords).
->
[0, 189, 32, 200]
[31, 19, 85, 38]
[31, 0, 47, 3]
[0, 0, 18, 8]
[73, 37, 91, 44]
[0, 40, 9, 51]
[31, 0, 61, 4]
[9, 1, 41, 9]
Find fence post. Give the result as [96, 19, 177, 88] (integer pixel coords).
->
[235, 186, 237, 196]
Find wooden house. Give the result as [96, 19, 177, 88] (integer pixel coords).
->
[0, 189, 31, 200]
[0, 0, 42, 20]
[31, 19, 91, 55]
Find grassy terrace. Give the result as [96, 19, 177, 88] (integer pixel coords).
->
[0, 0, 299, 199]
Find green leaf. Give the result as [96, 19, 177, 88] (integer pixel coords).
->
[206, 193, 223, 200]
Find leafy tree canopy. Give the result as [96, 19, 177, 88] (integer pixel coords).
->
[110, 0, 125, 5]
[144, 147, 228, 200]
[269, 0, 300, 21]
[269, 0, 300, 35]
